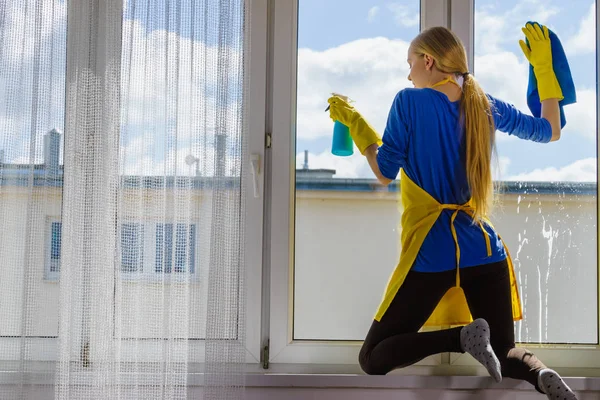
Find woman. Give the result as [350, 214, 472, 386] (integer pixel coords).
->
[328, 24, 577, 399]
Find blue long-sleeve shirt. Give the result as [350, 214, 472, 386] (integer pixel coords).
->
[377, 88, 552, 272]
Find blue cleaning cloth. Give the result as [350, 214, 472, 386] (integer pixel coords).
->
[525, 21, 576, 128]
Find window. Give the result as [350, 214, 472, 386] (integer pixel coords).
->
[121, 223, 144, 273]
[45, 221, 198, 277]
[0, 0, 265, 371]
[473, 0, 597, 344]
[0, 0, 66, 343]
[267, 0, 600, 369]
[155, 223, 197, 274]
[2, 0, 597, 379]
[293, 0, 421, 342]
[45, 220, 62, 281]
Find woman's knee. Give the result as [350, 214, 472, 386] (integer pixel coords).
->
[358, 347, 386, 375]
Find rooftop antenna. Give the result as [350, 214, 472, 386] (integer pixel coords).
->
[303, 150, 309, 170]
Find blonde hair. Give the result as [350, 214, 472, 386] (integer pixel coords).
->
[411, 27, 496, 221]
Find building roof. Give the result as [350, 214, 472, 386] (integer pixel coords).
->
[0, 164, 596, 195]
[296, 176, 597, 195]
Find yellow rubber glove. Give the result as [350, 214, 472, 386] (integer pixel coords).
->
[519, 23, 563, 101]
[327, 95, 382, 155]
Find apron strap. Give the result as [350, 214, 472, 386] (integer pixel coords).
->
[449, 210, 461, 287]
[431, 77, 461, 89]
[444, 206, 493, 288]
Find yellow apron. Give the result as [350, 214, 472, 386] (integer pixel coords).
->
[374, 169, 523, 325]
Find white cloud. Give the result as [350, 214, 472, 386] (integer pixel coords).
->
[367, 6, 379, 23]
[474, 51, 530, 142]
[387, 3, 419, 28]
[493, 156, 512, 180]
[118, 18, 244, 176]
[475, 0, 559, 56]
[297, 32, 596, 146]
[0, 1, 67, 164]
[296, 31, 595, 181]
[1, 5, 243, 174]
[2, 1, 67, 67]
[562, 88, 596, 140]
[121, 19, 242, 131]
[508, 158, 596, 182]
[475, 51, 595, 143]
[473, 11, 507, 55]
[297, 37, 411, 141]
[295, 2, 594, 183]
[565, 2, 595, 56]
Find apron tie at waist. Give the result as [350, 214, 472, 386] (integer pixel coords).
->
[439, 203, 492, 287]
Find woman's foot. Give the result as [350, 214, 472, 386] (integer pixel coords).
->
[538, 368, 578, 399]
[460, 318, 502, 382]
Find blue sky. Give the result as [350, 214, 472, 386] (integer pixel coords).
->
[0, 0, 595, 181]
[297, 1, 419, 51]
[296, 0, 597, 182]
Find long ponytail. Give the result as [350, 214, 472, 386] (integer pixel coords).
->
[411, 27, 496, 221]
[460, 74, 495, 221]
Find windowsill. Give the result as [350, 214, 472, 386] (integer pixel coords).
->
[243, 373, 600, 392]
[240, 363, 600, 391]
[3, 361, 600, 391]
[2, 369, 600, 392]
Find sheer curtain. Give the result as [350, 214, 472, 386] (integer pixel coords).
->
[0, 0, 248, 399]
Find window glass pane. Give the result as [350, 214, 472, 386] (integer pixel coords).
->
[51, 222, 62, 263]
[0, 1, 66, 338]
[175, 224, 187, 272]
[117, 0, 242, 341]
[294, 0, 420, 340]
[189, 224, 196, 274]
[155, 223, 196, 274]
[175, 223, 196, 273]
[48, 221, 62, 279]
[294, 0, 598, 344]
[121, 223, 144, 273]
[474, 0, 597, 344]
[156, 223, 174, 273]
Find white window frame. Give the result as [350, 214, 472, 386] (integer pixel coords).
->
[0, 0, 266, 373]
[265, 0, 600, 372]
[267, 0, 440, 369]
[244, 0, 269, 367]
[112, 0, 267, 366]
[449, 0, 600, 370]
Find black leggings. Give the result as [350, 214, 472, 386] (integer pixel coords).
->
[359, 260, 546, 392]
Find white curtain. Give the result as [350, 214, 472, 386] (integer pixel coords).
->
[0, 0, 248, 399]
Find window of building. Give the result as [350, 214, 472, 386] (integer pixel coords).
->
[155, 223, 197, 274]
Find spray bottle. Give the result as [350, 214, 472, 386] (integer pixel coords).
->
[326, 93, 353, 156]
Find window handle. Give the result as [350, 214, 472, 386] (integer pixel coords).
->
[250, 153, 261, 198]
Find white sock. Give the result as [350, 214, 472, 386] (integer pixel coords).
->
[460, 318, 502, 383]
[537, 368, 578, 399]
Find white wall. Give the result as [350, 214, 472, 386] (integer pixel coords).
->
[0, 188, 61, 337]
[0, 187, 243, 345]
[0, 184, 596, 352]
[294, 190, 597, 344]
